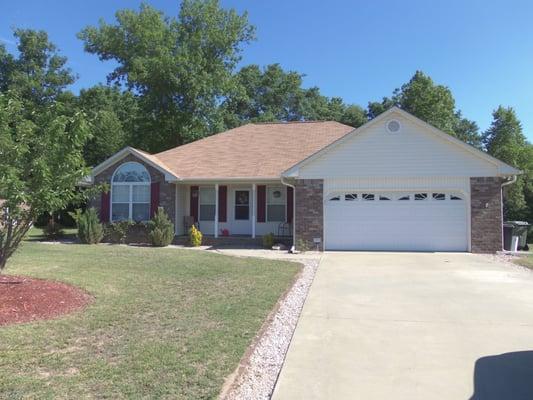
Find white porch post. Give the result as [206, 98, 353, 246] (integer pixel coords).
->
[252, 183, 256, 238]
[215, 184, 219, 238]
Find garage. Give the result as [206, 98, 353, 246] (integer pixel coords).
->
[324, 190, 468, 251]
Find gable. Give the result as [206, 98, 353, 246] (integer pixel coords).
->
[288, 110, 517, 179]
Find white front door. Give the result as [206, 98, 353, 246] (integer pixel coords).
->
[231, 189, 251, 235]
[324, 191, 468, 251]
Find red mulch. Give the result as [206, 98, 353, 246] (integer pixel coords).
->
[0, 275, 92, 326]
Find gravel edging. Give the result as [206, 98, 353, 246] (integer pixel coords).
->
[220, 258, 319, 400]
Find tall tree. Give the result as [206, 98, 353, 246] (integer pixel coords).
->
[221, 64, 367, 129]
[78, 85, 139, 165]
[79, 1, 255, 152]
[367, 71, 482, 147]
[483, 106, 531, 220]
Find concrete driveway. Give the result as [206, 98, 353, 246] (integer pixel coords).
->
[272, 252, 533, 400]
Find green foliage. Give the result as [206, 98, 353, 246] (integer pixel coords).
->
[78, 85, 139, 166]
[43, 218, 65, 241]
[105, 221, 134, 244]
[0, 30, 92, 270]
[221, 64, 366, 129]
[262, 232, 275, 249]
[295, 238, 311, 253]
[148, 207, 175, 247]
[78, 1, 255, 152]
[367, 71, 482, 148]
[189, 225, 203, 247]
[483, 106, 533, 221]
[70, 208, 104, 244]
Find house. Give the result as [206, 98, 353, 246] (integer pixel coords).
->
[88, 107, 520, 253]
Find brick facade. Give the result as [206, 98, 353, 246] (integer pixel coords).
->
[90, 154, 176, 230]
[470, 177, 503, 253]
[294, 179, 324, 251]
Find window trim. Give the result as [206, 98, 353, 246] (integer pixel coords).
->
[199, 186, 216, 222]
[110, 162, 151, 222]
[266, 186, 287, 223]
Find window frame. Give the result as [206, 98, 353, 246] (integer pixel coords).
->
[234, 189, 250, 221]
[199, 186, 216, 222]
[110, 162, 151, 222]
[266, 186, 286, 222]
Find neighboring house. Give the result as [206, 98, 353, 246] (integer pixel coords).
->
[88, 107, 520, 253]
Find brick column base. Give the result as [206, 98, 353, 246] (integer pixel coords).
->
[294, 179, 324, 251]
[470, 177, 503, 253]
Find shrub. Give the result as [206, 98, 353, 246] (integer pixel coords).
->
[295, 238, 311, 253]
[105, 220, 133, 244]
[189, 225, 202, 247]
[148, 207, 175, 247]
[262, 232, 275, 249]
[70, 208, 103, 244]
[43, 217, 65, 240]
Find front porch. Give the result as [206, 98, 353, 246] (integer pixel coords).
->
[174, 181, 294, 240]
[173, 234, 292, 248]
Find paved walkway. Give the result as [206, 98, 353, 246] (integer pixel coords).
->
[272, 252, 533, 400]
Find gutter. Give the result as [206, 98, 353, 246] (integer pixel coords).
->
[500, 175, 518, 251]
[280, 176, 296, 253]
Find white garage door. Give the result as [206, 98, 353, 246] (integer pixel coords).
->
[324, 191, 468, 251]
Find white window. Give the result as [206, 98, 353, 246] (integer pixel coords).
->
[199, 187, 216, 221]
[267, 187, 286, 222]
[111, 162, 150, 222]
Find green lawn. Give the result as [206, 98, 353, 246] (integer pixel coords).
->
[0, 242, 300, 399]
[25, 226, 78, 241]
[513, 244, 533, 269]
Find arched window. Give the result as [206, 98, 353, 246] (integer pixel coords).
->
[111, 162, 151, 222]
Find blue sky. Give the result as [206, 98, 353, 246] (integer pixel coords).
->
[1, 0, 532, 140]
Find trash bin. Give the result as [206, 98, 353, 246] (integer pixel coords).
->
[503, 223, 514, 251]
[504, 221, 530, 251]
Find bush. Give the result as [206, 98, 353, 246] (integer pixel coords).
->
[43, 217, 65, 240]
[70, 208, 103, 244]
[148, 207, 175, 247]
[105, 220, 133, 244]
[189, 225, 202, 247]
[262, 232, 275, 249]
[295, 238, 311, 253]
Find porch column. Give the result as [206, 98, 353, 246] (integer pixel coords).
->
[214, 184, 219, 238]
[252, 183, 256, 238]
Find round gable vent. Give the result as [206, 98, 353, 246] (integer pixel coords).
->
[386, 119, 401, 133]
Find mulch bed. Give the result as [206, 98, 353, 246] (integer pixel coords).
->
[0, 275, 92, 326]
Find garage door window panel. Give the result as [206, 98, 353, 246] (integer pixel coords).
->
[414, 193, 428, 201]
[362, 193, 375, 201]
[344, 193, 358, 201]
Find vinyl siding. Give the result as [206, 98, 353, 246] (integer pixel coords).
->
[298, 113, 499, 179]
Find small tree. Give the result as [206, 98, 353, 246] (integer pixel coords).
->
[71, 208, 104, 244]
[148, 207, 175, 247]
[0, 94, 90, 271]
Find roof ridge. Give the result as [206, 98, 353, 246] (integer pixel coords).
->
[252, 120, 336, 125]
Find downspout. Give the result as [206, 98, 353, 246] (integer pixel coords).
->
[281, 176, 296, 253]
[500, 175, 518, 251]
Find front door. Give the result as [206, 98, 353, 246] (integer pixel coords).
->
[232, 189, 251, 234]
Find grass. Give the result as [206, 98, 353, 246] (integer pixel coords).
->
[0, 241, 300, 399]
[513, 243, 533, 269]
[25, 226, 78, 242]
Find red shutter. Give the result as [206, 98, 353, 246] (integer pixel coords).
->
[257, 185, 266, 223]
[150, 182, 160, 218]
[100, 191, 110, 223]
[218, 185, 227, 222]
[287, 186, 294, 223]
[190, 186, 199, 222]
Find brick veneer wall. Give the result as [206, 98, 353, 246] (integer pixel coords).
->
[294, 179, 324, 251]
[90, 154, 176, 230]
[470, 177, 503, 253]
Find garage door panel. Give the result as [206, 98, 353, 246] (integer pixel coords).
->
[325, 192, 468, 251]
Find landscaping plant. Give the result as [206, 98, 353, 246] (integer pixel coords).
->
[105, 221, 134, 244]
[262, 232, 275, 249]
[148, 207, 175, 247]
[189, 225, 203, 247]
[70, 208, 104, 244]
[43, 217, 65, 241]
